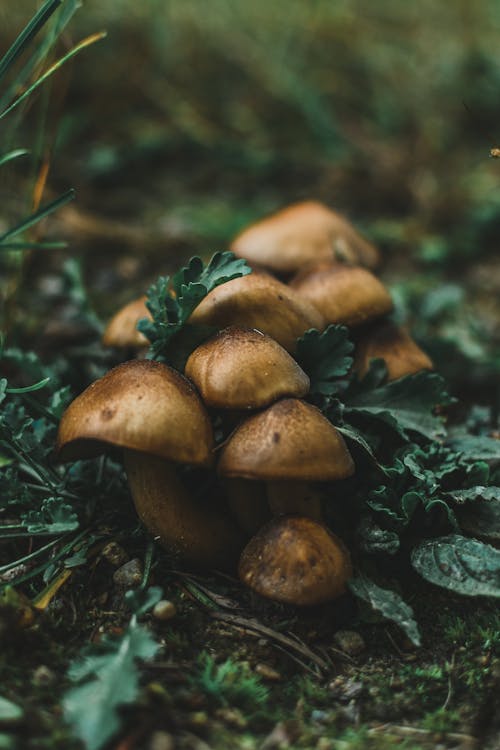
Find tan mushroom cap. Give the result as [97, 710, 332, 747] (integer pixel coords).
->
[354, 321, 433, 381]
[239, 515, 353, 605]
[57, 359, 214, 466]
[218, 398, 354, 481]
[102, 296, 151, 348]
[189, 272, 325, 353]
[290, 263, 393, 328]
[185, 327, 310, 409]
[231, 200, 380, 274]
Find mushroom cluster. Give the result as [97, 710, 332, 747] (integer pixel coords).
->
[57, 200, 433, 606]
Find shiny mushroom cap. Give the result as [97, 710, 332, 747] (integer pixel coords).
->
[354, 321, 433, 381]
[102, 296, 151, 349]
[231, 200, 380, 274]
[185, 327, 310, 409]
[238, 515, 352, 605]
[290, 263, 393, 328]
[189, 271, 325, 353]
[57, 359, 214, 466]
[218, 398, 354, 481]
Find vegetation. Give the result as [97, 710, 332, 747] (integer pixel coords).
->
[1, 2, 500, 750]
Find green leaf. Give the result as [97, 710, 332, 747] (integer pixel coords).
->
[346, 371, 450, 441]
[451, 491, 500, 542]
[348, 575, 421, 646]
[0, 149, 29, 167]
[6, 377, 50, 394]
[411, 535, 500, 598]
[446, 435, 500, 463]
[125, 586, 163, 617]
[445, 486, 500, 504]
[22, 497, 79, 534]
[296, 324, 354, 400]
[140, 252, 251, 365]
[357, 516, 400, 555]
[63, 618, 160, 750]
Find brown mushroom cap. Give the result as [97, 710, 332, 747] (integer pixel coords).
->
[102, 296, 151, 349]
[290, 263, 393, 328]
[218, 398, 354, 481]
[57, 359, 214, 466]
[185, 327, 310, 409]
[231, 201, 380, 274]
[238, 515, 352, 605]
[353, 321, 433, 381]
[189, 272, 325, 353]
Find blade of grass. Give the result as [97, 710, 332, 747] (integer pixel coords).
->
[0, 188, 75, 244]
[0, 149, 29, 167]
[0, 241, 67, 250]
[0, 32, 107, 122]
[6, 377, 50, 394]
[0, 0, 62, 83]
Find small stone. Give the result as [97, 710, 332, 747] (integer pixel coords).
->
[149, 730, 175, 750]
[255, 663, 282, 682]
[333, 630, 365, 656]
[102, 542, 129, 568]
[32, 666, 56, 687]
[152, 600, 177, 622]
[113, 558, 143, 588]
[214, 707, 247, 729]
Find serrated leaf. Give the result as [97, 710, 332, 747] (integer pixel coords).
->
[296, 325, 354, 399]
[346, 371, 450, 441]
[411, 534, 500, 598]
[63, 619, 159, 750]
[140, 252, 251, 365]
[125, 586, 163, 617]
[348, 575, 421, 646]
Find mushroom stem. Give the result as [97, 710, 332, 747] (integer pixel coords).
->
[124, 450, 245, 571]
[266, 481, 323, 522]
[223, 478, 272, 536]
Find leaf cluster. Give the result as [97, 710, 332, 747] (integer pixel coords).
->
[295, 323, 500, 644]
[138, 251, 251, 367]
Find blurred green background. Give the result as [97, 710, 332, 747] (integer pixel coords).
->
[1, 0, 500, 396]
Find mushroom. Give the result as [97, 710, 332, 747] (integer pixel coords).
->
[186, 327, 311, 534]
[218, 398, 355, 521]
[231, 200, 380, 275]
[102, 296, 151, 350]
[57, 359, 245, 570]
[188, 271, 325, 353]
[353, 321, 433, 381]
[184, 327, 310, 410]
[290, 263, 393, 328]
[238, 515, 352, 606]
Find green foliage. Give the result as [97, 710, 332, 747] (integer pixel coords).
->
[296, 324, 354, 403]
[63, 610, 160, 750]
[193, 653, 269, 712]
[348, 575, 421, 646]
[411, 535, 500, 598]
[138, 251, 251, 366]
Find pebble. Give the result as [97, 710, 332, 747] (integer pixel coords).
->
[149, 730, 175, 750]
[32, 666, 56, 687]
[214, 707, 247, 729]
[255, 663, 282, 682]
[333, 630, 366, 656]
[113, 558, 143, 588]
[152, 600, 177, 622]
[102, 541, 129, 568]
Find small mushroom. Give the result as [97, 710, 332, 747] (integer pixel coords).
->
[189, 272, 325, 353]
[239, 515, 352, 606]
[185, 327, 310, 410]
[57, 360, 244, 570]
[353, 321, 433, 381]
[102, 296, 151, 350]
[231, 201, 380, 274]
[218, 398, 354, 521]
[290, 263, 393, 328]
